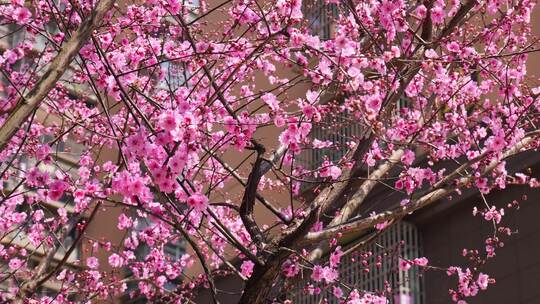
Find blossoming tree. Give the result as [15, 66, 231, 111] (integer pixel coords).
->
[0, 0, 538, 302]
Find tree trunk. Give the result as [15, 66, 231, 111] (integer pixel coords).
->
[238, 256, 284, 304]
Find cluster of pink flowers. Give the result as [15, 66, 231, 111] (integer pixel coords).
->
[399, 257, 429, 272]
[447, 267, 492, 302]
[0, 0, 536, 302]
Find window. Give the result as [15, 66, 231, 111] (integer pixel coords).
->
[133, 219, 185, 261]
[56, 225, 80, 260]
[122, 220, 185, 302]
[158, 60, 188, 92]
[291, 221, 424, 304]
[304, 96, 412, 169]
[309, 109, 363, 169]
[302, 0, 339, 40]
[164, 240, 184, 260]
[39, 134, 84, 161]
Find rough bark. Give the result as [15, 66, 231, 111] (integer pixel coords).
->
[238, 251, 287, 304]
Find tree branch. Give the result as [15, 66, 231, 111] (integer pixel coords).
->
[240, 143, 266, 247]
[305, 130, 540, 243]
[0, 0, 115, 152]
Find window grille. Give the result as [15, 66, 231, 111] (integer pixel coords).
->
[296, 108, 363, 176]
[159, 60, 188, 91]
[307, 97, 411, 167]
[310, 110, 363, 168]
[396, 98, 413, 114]
[133, 221, 185, 263]
[291, 221, 424, 304]
[56, 226, 80, 259]
[302, 0, 339, 40]
[39, 134, 84, 160]
[164, 240, 184, 260]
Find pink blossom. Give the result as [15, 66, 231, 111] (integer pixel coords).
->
[9, 258, 23, 270]
[375, 220, 390, 230]
[240, 260, 254, 278]
[413, 257, 428, 267]
[399, 258, 411, 271]
[319, 161, 342, 180]
[425, 49, 438, 59]
[488, 133, 506, 151]
[312, 139, 333, 149]
[311, 265, 324, 282]
[13, 7, 31, 24]
[48, 180, 69, 201]
[261, 93, 280, 111]
[329, 246, 343, 268]
[186, 193, 209, 212]
[108, 254, 123, 268]
[86, 257, 99, 269]
[401, 149, 415, 166]
[332, 286, 343, 298]
[32, 210, 44, 222]
[322, 266, 338, 283]
[282, 259, 300, 278]
[35, 144, 51, 161]
[446, 41, 461, 53]
[117, 213, 133, 230]
[431, 5, 445, 24]
[415, 5, 427, 18]
[477, 273, 489, 290]
[26, 168, 49, 187]
[0, 1, 537, 301]
[484, 207, 504, 224]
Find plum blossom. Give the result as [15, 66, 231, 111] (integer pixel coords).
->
[319, 161, 342, 180]
[282, 259, 301, 278]
[431, 5, 445, 24]
[35, 144, 51, 161]
[8, 258, 23, 270]
[487, 132, 507, 151]
[186, 193, 209, 212]
[311, 265, 324, 282]
[240, 260, 255, 278]
[329, 246, 343, 268]
[261, 93, 280, 111]
[13, 7, 31, 24]
[312, 139, 333, 149]
[401, 149, 415, 166]
[0, 0, 536, 302]
[108, 254, 124, 268]
[446, 41, 461, 53]
[332, 286, 343, 298]
[86, 257, 99, 269]
[415, 5, 427, 18]
[413, 257, 429, 267]
[399, 258, 411, 271]
[477, 273, 489, 290]
[311, 265, 338, 283]
[48, 180, 69, 201]
[117, 213, 133, 230]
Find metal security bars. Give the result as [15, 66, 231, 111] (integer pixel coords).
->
[291, 221, 424, 304]
[302, 0, 339, 40]
[310, 110, 363, 169]
[295, 107, 364, 174]
[159, 60, 188, 92]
